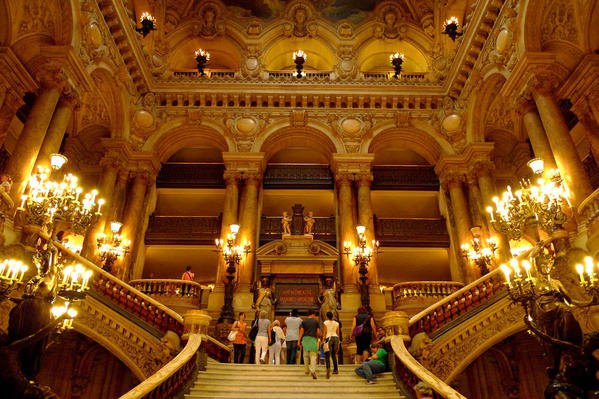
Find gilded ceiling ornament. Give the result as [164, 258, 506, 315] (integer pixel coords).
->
[18, 0, 57, 38]
[331, 115, 372, 153]
[334, 46, 357, 80]
[195, 3, 225, 38]
[541, 0, 578, 44]
[225, 114, 266, 152]
[283, 4, 318, 38]
[374, 6, 403, 39]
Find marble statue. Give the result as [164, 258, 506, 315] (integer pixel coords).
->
[304, 211, 315, 235]
[319, 277, 339, 321]
[254, 276, 276, 320]
[0, 174, 14, 247]
[282, 211, 291, 235]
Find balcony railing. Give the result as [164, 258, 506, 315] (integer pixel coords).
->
[372, 166, 439, 191]
[145, 216, 221, 245]
[129, 279, 211, 312]
[156, 163, 225, 188]
[374, 217, 450, 247]
[263, 164, 333, 189]
[260, 215, 336, 245]
[393, 281, 464, 312]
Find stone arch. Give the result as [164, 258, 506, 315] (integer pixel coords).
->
[257, 124, 340, 163]
[88, 67, 127, 137]
[148, 122, 231, 163]
[366, 127, 450, 165]
[520, 0, 544, 52]
[468, 73, 507, 143]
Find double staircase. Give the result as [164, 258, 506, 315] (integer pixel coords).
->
[186, 362, 403, 399]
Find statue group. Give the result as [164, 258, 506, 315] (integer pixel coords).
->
[281, 208, 315, 235]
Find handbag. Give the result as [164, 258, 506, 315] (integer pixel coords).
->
[323, 338, 330, 353]
[270, 328, 277, 343]
[227, 330, 238, 342]
[248, 322, 259, 341]
[352, 317, 369, 337]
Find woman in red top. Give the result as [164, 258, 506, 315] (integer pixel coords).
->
[231, 312, 248, 363]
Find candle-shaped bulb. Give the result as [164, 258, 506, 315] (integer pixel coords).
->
[576, 263, 585, 283]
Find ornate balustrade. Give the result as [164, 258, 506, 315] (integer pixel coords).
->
[53, 241, 184, 336]
[201, 334, 233, 363]
[260, 215, 336, 245]
[263, 164, 333, 189]
[374, 218, 450, 247]
[156, 163, 225, 188]
[372, 166, 439, 191]
[393, 281, 464, 314]
[408, 268, 505, 338]
[129, 279, 211, 314]
[145, 215, 221, 245]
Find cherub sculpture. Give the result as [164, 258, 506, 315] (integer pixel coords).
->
[282, 211, 292, 235]
[304, 211, 315, 235]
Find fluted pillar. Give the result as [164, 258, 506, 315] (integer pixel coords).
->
[531, 80, 593, 206]
[5, 72, 65, 204]
[216, 171, 241, 285]
[443, 175, 472, 282]
[35, 91, 78, 167]
[336, 173, 356, 287]
[119, 172, 150, 280]
[519, 99, 557, 169]
[80, 160, 119, 259]
[356, 172, 378, 285]
[237, 173, 261, 287]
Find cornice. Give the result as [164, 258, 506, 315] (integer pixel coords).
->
[499, 52, 557, 99]
[0, 47, 37, 96]
[331, 153, 375, 176]
[38, 45, 95, 94]
[222, 152, 266, 175]
[557, 54, 599, 105]
[434, 142, 494, 178]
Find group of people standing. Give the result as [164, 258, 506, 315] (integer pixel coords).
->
[228, 306, 387, 383]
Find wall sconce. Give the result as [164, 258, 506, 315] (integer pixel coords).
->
[389, 53, 404, 79]
[195, 49, 210, 76]
[293, 50, 306, 78]
[136, 12, 156, 37]
[443, 17, 463, 41]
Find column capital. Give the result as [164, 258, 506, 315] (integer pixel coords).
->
[513, 96, 537, 116]
[355, 172, 373, 187]
[35, 64, 67, 90]
[331, 153, 374, 177]
[334, 172, 354, 186]
[58, 87, 80, 109]
[242, 171, 262, 185]
[438, 171, 466, 191]
[222, 152, 265, 176]
[223, 170, 242, 185]
[130, 169, 156, 187]
[526, 70, 562, 96]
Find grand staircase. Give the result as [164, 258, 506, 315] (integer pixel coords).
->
[186, 362, 404, 399]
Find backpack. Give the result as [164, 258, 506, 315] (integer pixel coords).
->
[270, 327, 277, 343]
[248, 319, 259, 341]
[352, 316, 370, 337]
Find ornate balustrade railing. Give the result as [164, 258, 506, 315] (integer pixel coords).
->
[129, 279, 211, 311]
[53, 240, 185, 336]
[145, 215, 221, 245]
[393, 281, 464, 310]
[156, 163, 225, 188]
[372, 166, 439, 191]
[260, 215, 336, 245]
[408, 268, 505, 338]
[263, 164, 334, 189]
[374, 217, 450, 247]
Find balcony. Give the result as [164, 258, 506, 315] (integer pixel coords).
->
[263, 164, 334, 189]
[156, 163, 225, 188]
[145, 215, 221, 245]
[372, 166, 439, 191]
[374, 217, 450, 247]
[260, 215, 336, 245]
[392, 281, 464, 316]
[129, 279, 212, 315]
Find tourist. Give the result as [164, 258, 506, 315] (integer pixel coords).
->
[351, 306, 376, 364]
[255, 310, 271, 364]
[298, 309, 320, 379]
[374, 326, 387, 345]
[269, 320, 285, 364]
[284, 309, 302, 364]
[181, 265, 194, 281]
[231, 312, 248, 363]
[323, 311, 339, 378]
[354, 342, 388, 384]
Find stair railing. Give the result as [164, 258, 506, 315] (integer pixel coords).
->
[119, 334, 203, 399]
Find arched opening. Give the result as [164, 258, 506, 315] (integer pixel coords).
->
[263, 37, 336, 71]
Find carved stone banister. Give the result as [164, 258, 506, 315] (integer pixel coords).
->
[53, 241, 184, 335]
[408, 267, 505, 337]
[390, 335, 466, 399]
[129, 279, 211, 314]
[393, 281, 464, 314]
[119, 334, 202, 399]
[201, 334, 233, 363]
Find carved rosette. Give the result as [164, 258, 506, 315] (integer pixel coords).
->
[225, 114, 266, 152]
[332, 115, 372, 153]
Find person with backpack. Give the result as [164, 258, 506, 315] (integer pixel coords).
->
[269, 320, 285, 364]
[351, 306, 377, 364]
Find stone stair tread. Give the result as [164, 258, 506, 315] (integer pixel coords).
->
[186, 395, 403, 399]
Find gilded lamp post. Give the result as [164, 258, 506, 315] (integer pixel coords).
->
[344, 225, 379, 312]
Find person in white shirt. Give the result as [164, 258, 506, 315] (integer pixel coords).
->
[269, 320, 286, 365]
[284, 309, 302, 364]
[323, 311, 340, 379]
[255, 311, 272, 364]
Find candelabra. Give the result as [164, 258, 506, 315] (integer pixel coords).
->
[195, 49, 210, 76]
[442, 16, 463, 41]
[486, 158, 570, 240]
[293, 50, 306, 78]
[215, 224, 250, 321]
[96, 221, 131, 272]
[390, 53, 404, 79]
[0, 259, 28, 301]
[136, 12, 156, 37]
[461, 227, 498, 276]
[343, 225, 379, 312]
[18, 154, 104, 235]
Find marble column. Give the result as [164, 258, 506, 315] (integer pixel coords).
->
[443, 175, 472, 282]
[216, 171, 241, 285]
[356, 172, 378, 285]
[35, 92, 78, 167]
[336, 173, 356, 287]
[119, 172, 150, 280]
[5, 74, 64, 204]
[520, 100, 557, 169]
[80, 160, 119, 259]
[237, 173, 261, 287]
[105, 170, 129, 232]
[531, 83, 593, 206]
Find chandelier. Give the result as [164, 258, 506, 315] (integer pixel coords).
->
[343, 225, 379, 311]
[389, 53, 404, 79]
[96, 221, 131, 272]
[293, 50, 306, 78]
[486, 158, 570, 240]
[443, 16, 463, 41]
[461, 227, 498, 276]
[0, 259, 28, 300]
[136, 12, 156, 37]
[195, 49, 210, 76]
[18, 154, 104, 234]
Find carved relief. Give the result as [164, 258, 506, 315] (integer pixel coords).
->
[541, 0, 578, 44]
[283, 3, 318, 38]
[225, 113, 266, 152]
[241, 45, 262, 79]
[334, 46, 358, 80]
[18, 0, 58, 38]
[191, 2, 225, 38]
[331, 115, 372, 153]
[486, 96, 515, 131]
[79, 92, 110, 129]
[374, 4, 404, 39]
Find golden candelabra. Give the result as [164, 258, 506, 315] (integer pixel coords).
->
[461, 227, 498, 275]
[343, 225, 379, 312]
[96, 221, 131, 272]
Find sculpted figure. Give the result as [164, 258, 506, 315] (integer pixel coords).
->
[282, 211, 291, 235]
[383, 10, 400, 39]
[319, 278, 339, 322]
[254, 276, 276, 320]
[303, 211, 315, 235]
[0, 174, 14, 246]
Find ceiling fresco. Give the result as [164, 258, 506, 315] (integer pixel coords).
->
[222, 0, 379, 22]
